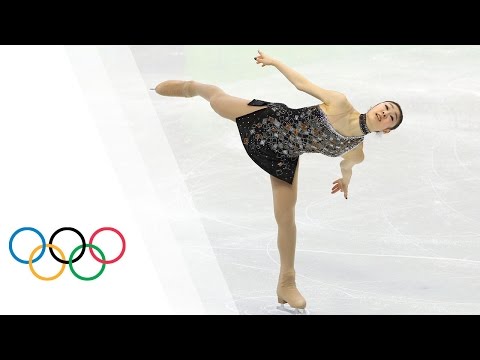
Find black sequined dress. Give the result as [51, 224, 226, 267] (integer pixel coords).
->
[236, 100, 364, 184]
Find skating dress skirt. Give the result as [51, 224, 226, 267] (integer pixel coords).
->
[236, 100, 364, 184]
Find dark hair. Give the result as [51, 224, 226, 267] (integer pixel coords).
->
[387, 101, 403, 130]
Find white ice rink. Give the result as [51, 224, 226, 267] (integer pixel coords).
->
[130, 45, 480, 315]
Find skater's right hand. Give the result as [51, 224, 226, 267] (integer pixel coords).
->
[254, 50, 275, 67]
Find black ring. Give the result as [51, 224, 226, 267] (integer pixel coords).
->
[254, 57, 257, 60]
[49, 227, 86, 264]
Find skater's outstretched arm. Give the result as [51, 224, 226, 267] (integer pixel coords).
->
[254, 50, 348, 107]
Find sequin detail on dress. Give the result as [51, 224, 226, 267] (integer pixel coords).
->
[236, 100, 365, 184]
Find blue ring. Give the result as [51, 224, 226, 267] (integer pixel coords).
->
[9, 227, 46, 264]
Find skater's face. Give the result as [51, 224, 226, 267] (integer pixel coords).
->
[367, 101, 403, 134]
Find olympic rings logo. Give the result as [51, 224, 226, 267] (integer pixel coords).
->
[9, 226, 126, 281]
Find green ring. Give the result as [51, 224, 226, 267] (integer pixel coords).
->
[69, 244, 106, 281]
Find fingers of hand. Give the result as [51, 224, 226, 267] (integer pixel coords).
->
[332, 179, 348, 199]
[254, 55, 265, 65]
[331, 184, 343, 194]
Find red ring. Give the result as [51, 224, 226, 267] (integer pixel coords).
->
[89, 227, 126, 264]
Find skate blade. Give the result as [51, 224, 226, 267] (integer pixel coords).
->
[276, 303, 309, 315]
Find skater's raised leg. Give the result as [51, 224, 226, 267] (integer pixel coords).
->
[155, 80, 267, 122]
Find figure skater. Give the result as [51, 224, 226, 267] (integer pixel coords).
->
[154, 50, 403, 313]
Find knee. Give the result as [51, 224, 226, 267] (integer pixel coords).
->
[274, 207, 296, 227]
[209, 87, 228, 106]
[209, 93, 224, 110]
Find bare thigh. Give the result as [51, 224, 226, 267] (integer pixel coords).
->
[270, 160, 300, 225]
[209, 94, 267, 122]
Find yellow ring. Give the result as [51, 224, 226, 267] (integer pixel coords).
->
[29, 244, 66, 281]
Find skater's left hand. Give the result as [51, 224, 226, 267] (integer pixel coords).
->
[254, 50, 275, 67]
[331, 178, 349, 199]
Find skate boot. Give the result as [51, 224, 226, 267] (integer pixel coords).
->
[276, 270, 307, 314]
[154, 80, 195, 97]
